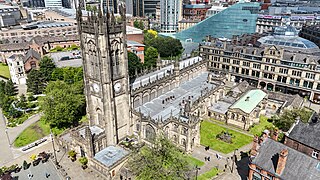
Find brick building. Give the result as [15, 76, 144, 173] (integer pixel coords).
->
[299, 25, 320, 48]
[248, 131, 320, 180]
[183, 4, 211, 21]
[284, 113, 320, 160]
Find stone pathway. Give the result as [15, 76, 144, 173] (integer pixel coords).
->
[192, 143, 252, 179]
[0, 109, 14, 165]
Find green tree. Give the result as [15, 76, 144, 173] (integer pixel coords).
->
[144, 47, 158, 68]
[270, 108, 313, 131]
[139, 21, 145, 30]
[128, 136, 193, 179]
[0, 95, 13, 112]
[17, 94, 27, 109]
[86, 4, 92, 11]
[27, 69, 45, 95]
[4, 80, 15, 96]
[0, 80, 5, 94]
[134, 20, 140, 29]
[51, 68, 64, 81]
[149, 36, 183, 57]
[128, 52, 143, 77]
[39, 56, 56, 82]
[39, 81, 85, 129]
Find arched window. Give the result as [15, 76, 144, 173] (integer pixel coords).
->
[231, 113, 235, 119]
[145, 124, 156, 141]
[242, 116, 246, 122]
[181, 138, 186, 149]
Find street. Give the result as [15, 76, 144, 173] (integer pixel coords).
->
[0, 109, 14, 165]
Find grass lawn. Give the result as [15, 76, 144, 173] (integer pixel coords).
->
[0, 63, 10, 79]
[200, 121, 252, 154]
[14, 120, 64, 147]
[249, 116, 274, 136]
[187, 156, 205, 167]
[197, 167, 219, 180]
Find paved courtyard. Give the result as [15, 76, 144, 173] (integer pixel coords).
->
[11, 160, 62, 180]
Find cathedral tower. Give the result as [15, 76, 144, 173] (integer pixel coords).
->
[77, 5, 132, 146]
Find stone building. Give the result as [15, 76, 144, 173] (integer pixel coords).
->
[6, 49, 41, 84]
[200, 25, 320, 102]
[299, 24, 320, 48]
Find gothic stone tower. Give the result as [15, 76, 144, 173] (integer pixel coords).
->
[77, 6, 132, 146]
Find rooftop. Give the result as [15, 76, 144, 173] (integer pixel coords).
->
[79, 126, 104, 138]
[208, 101, 232, 114]
[136, 72, 216, 122]
[50, 51, 82, 68]
[258, 25, 319, 49]
[127, 40, 145, 47]
[131, 57, 203, 90]
[287, 115, 320, 150]
[230, 89, 267, 114]
[94, 146, 129, 168]
[252, 138, 320, 180]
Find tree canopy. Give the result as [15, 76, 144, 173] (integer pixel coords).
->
[39, 81, 85, 129]
[144, 47, 158, 68]
[128, 136, 193, 180]
[27, 69, 46, 95]
[270, 108, 313, 131]
[148, 36, 183, 58]
[134, 20, 144, 30]
[128, 52, 143, 77]
[39, 56, 56, 82]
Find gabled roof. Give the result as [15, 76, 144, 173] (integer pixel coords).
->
[287, 115, 320, 150]
[230, 89, 267, 114]
[24, 49, 41, 63]
[251, 138, 320, 180]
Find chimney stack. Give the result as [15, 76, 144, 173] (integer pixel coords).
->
[271, 129, 279, 141]
[250, 136, 259, 156]
[276, 149, 288, 175]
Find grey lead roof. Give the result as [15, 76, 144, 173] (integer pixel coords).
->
[288, 118, 320, 151]
[136, 72, 216, 122]
[94, 146, 129, 168]
[252, 138, 320, 180]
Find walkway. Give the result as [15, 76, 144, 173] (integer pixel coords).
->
[192, 143, 252, 180]
[0, 109, 13, 165]
[6, 113, 42, 145]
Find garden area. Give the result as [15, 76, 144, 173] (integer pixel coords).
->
[197, 167, 220, 180]
[49, 44, 80, 52]
[0, 63, 10, 79]
[248, 116, 274, 136]
[200, 121, 252, 154]
[14, 120, 63, 147]
[187, 156, 205, 167]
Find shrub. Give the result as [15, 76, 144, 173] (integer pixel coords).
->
[79, 157, 88, 166]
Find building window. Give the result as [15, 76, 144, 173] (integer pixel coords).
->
[312, 150, 319, 159]
[264, 66, 269, 71]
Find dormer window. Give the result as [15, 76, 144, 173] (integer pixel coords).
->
[312, 150, 319, 159]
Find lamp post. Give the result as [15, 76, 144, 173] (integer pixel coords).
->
[195, 165, 200, 180]
[231, 149, 238, 173]
[50, 129, 58, 165]
[5, 128, 11, 147]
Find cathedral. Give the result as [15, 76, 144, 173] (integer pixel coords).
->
[58, 3, 227, 179]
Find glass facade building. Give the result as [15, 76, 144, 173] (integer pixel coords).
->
[174, 2, 260, 43]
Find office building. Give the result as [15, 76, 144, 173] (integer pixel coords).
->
[160, 0, 182, 33]
[44, 0, 63, 8]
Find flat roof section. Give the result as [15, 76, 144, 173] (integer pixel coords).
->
[230, 89, 267, 114]
[94, 146, 129, 168]
[136, 72, 216, 122]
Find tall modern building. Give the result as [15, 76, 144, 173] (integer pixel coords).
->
[101, 0, 118, 14]
[160, 0, 182, 33]
[174, 2, 260, 42]
[44, 0, 63, 8]
[144, 0, 159, 17]
[127, 0, 144, 16]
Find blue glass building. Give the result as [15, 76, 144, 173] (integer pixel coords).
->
[174, 2, 260, 43]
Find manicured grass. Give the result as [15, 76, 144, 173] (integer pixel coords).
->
[200, 121, 252, 154]
[0, 63, 10, 79]
[249, 116, 274, 136]
[187, 156, 205, 167]
[14, 120, 64, 147]
[197, 167, 219, 180]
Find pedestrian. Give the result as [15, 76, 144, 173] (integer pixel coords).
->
[208, 156, 210, 161]
[204, 157, 207, 161]
[28, 173, 33, 179]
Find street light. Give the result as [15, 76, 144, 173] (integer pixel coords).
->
[5, 128, 11, 147]
[231, 149, 238, 173]
[195, 165, 201, 180]
[50, 129, 58, 166]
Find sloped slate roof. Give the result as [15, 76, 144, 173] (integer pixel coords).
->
[252, 138, 320, 180]
[24, 49, 41, 63]
[288, 117, 320, 150]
